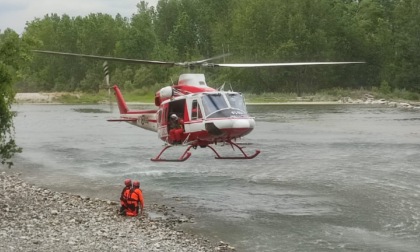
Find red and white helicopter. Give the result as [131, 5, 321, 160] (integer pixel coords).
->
[34, 50, 363, 161]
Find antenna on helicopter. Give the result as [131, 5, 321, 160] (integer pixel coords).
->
[217, 83, 225, 91]
[103, 61, 113, 112]
[228, 83, 234, 92]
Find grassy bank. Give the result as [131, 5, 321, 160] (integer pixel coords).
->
[52, 90, 154, 104]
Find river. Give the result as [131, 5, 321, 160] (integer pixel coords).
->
[9, 103, 420, 251]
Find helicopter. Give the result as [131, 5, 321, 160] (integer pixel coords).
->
[33, 50, 363, 161]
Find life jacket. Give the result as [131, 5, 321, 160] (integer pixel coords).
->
[125, 188, 140, 216]
[120, 186, 130, 207]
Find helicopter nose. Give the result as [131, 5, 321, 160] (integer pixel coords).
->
[232, 118, 255, 129]
[205, 118, 255, 137]
[205, 122, 223, 135]
[209, 118, 255, 130]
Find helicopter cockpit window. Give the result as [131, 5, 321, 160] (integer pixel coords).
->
[202, 93, 228, 116]
[202, 93, 248, 118]
[226, 93, 247, 113]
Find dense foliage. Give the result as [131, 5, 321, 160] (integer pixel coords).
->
[0, 29, 29, 167]
[10, 0, 420, 95]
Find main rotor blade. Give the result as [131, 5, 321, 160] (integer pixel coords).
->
[33, 50, 364, 68]
[33, 50, 175, 66]
[214, 62, 365, 68]
[194, 53, 232, 64]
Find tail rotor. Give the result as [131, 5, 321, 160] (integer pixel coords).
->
[103, 61, 113, 113]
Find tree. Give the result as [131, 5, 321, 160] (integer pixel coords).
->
[390, 0, 420, 91]
[16, 0, 420, 95]
[0, 29, 27, 167]
[168, 11, 200, 58]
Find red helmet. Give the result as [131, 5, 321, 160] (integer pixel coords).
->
[124, 179, 132, 186]
[133, 181, 140, 187]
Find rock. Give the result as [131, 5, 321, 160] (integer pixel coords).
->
[0, 173, 219, 252]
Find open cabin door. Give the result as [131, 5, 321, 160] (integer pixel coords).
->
[168, 98, 186, 122]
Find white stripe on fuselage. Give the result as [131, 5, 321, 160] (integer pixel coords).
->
[121, 113, 158, 132]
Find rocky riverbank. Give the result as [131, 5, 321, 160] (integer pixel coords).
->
[339, 94, 420, 109]
[14, 93, 72, 103]
[0, 172, 235, 252]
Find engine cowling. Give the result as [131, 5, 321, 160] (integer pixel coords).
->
[155, 86, 173, 106]
[159, 86, 173, 99]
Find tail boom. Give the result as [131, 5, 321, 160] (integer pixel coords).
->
[113, 85, 129, 114]
[109, 85, 158, 132]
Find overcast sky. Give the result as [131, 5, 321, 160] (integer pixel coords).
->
[0, 0, 158, 34]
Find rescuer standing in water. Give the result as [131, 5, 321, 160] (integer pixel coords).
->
[132, 180, 145, 216]
[119, 179, 132, 215]
[120, 179, 145, 217]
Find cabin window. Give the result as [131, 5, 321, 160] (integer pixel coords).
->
[191, 100, 203, 120]
[161, 108, 168, 125]
[158, 110, 162, 124]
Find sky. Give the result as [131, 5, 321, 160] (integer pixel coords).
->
[0, 0, 159, 34]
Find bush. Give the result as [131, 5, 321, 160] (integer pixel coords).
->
[379, 81, 392, 95]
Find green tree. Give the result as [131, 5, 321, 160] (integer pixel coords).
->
[24, 13, 130, 92]
[122, 2, 157, 59]
[155, 0, 181, 44]
[390, 0, 420, 91]
[168, 11, 200, 58]
[18, 0, 420, 96]
[0, 29, 26, 167]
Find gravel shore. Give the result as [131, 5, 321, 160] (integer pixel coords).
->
[0, 172, 235, 252]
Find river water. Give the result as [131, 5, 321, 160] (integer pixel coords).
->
[9, 103, 420, 251]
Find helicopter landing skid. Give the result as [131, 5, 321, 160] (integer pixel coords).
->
[151, 145, 192, 162]
[151, 141, 260, 161]
[207, 141, 261, 159]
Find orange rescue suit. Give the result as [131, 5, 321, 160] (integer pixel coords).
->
[169, 118, 184, 143]
[126, 188, 144, 216]
[120, 186, 131, 208]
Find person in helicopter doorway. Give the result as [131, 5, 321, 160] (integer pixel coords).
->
[119, 179, 132, 216]
[169, 114, 184, 144]
[125, 180, 145, 217]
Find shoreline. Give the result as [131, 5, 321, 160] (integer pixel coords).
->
[0, 171, 235, 252]
[14, 92, 420, 108]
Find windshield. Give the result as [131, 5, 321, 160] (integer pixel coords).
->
[202, 93, 228, 116]
[202, 93, 248, 118]
[226, 93, 247, 112]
